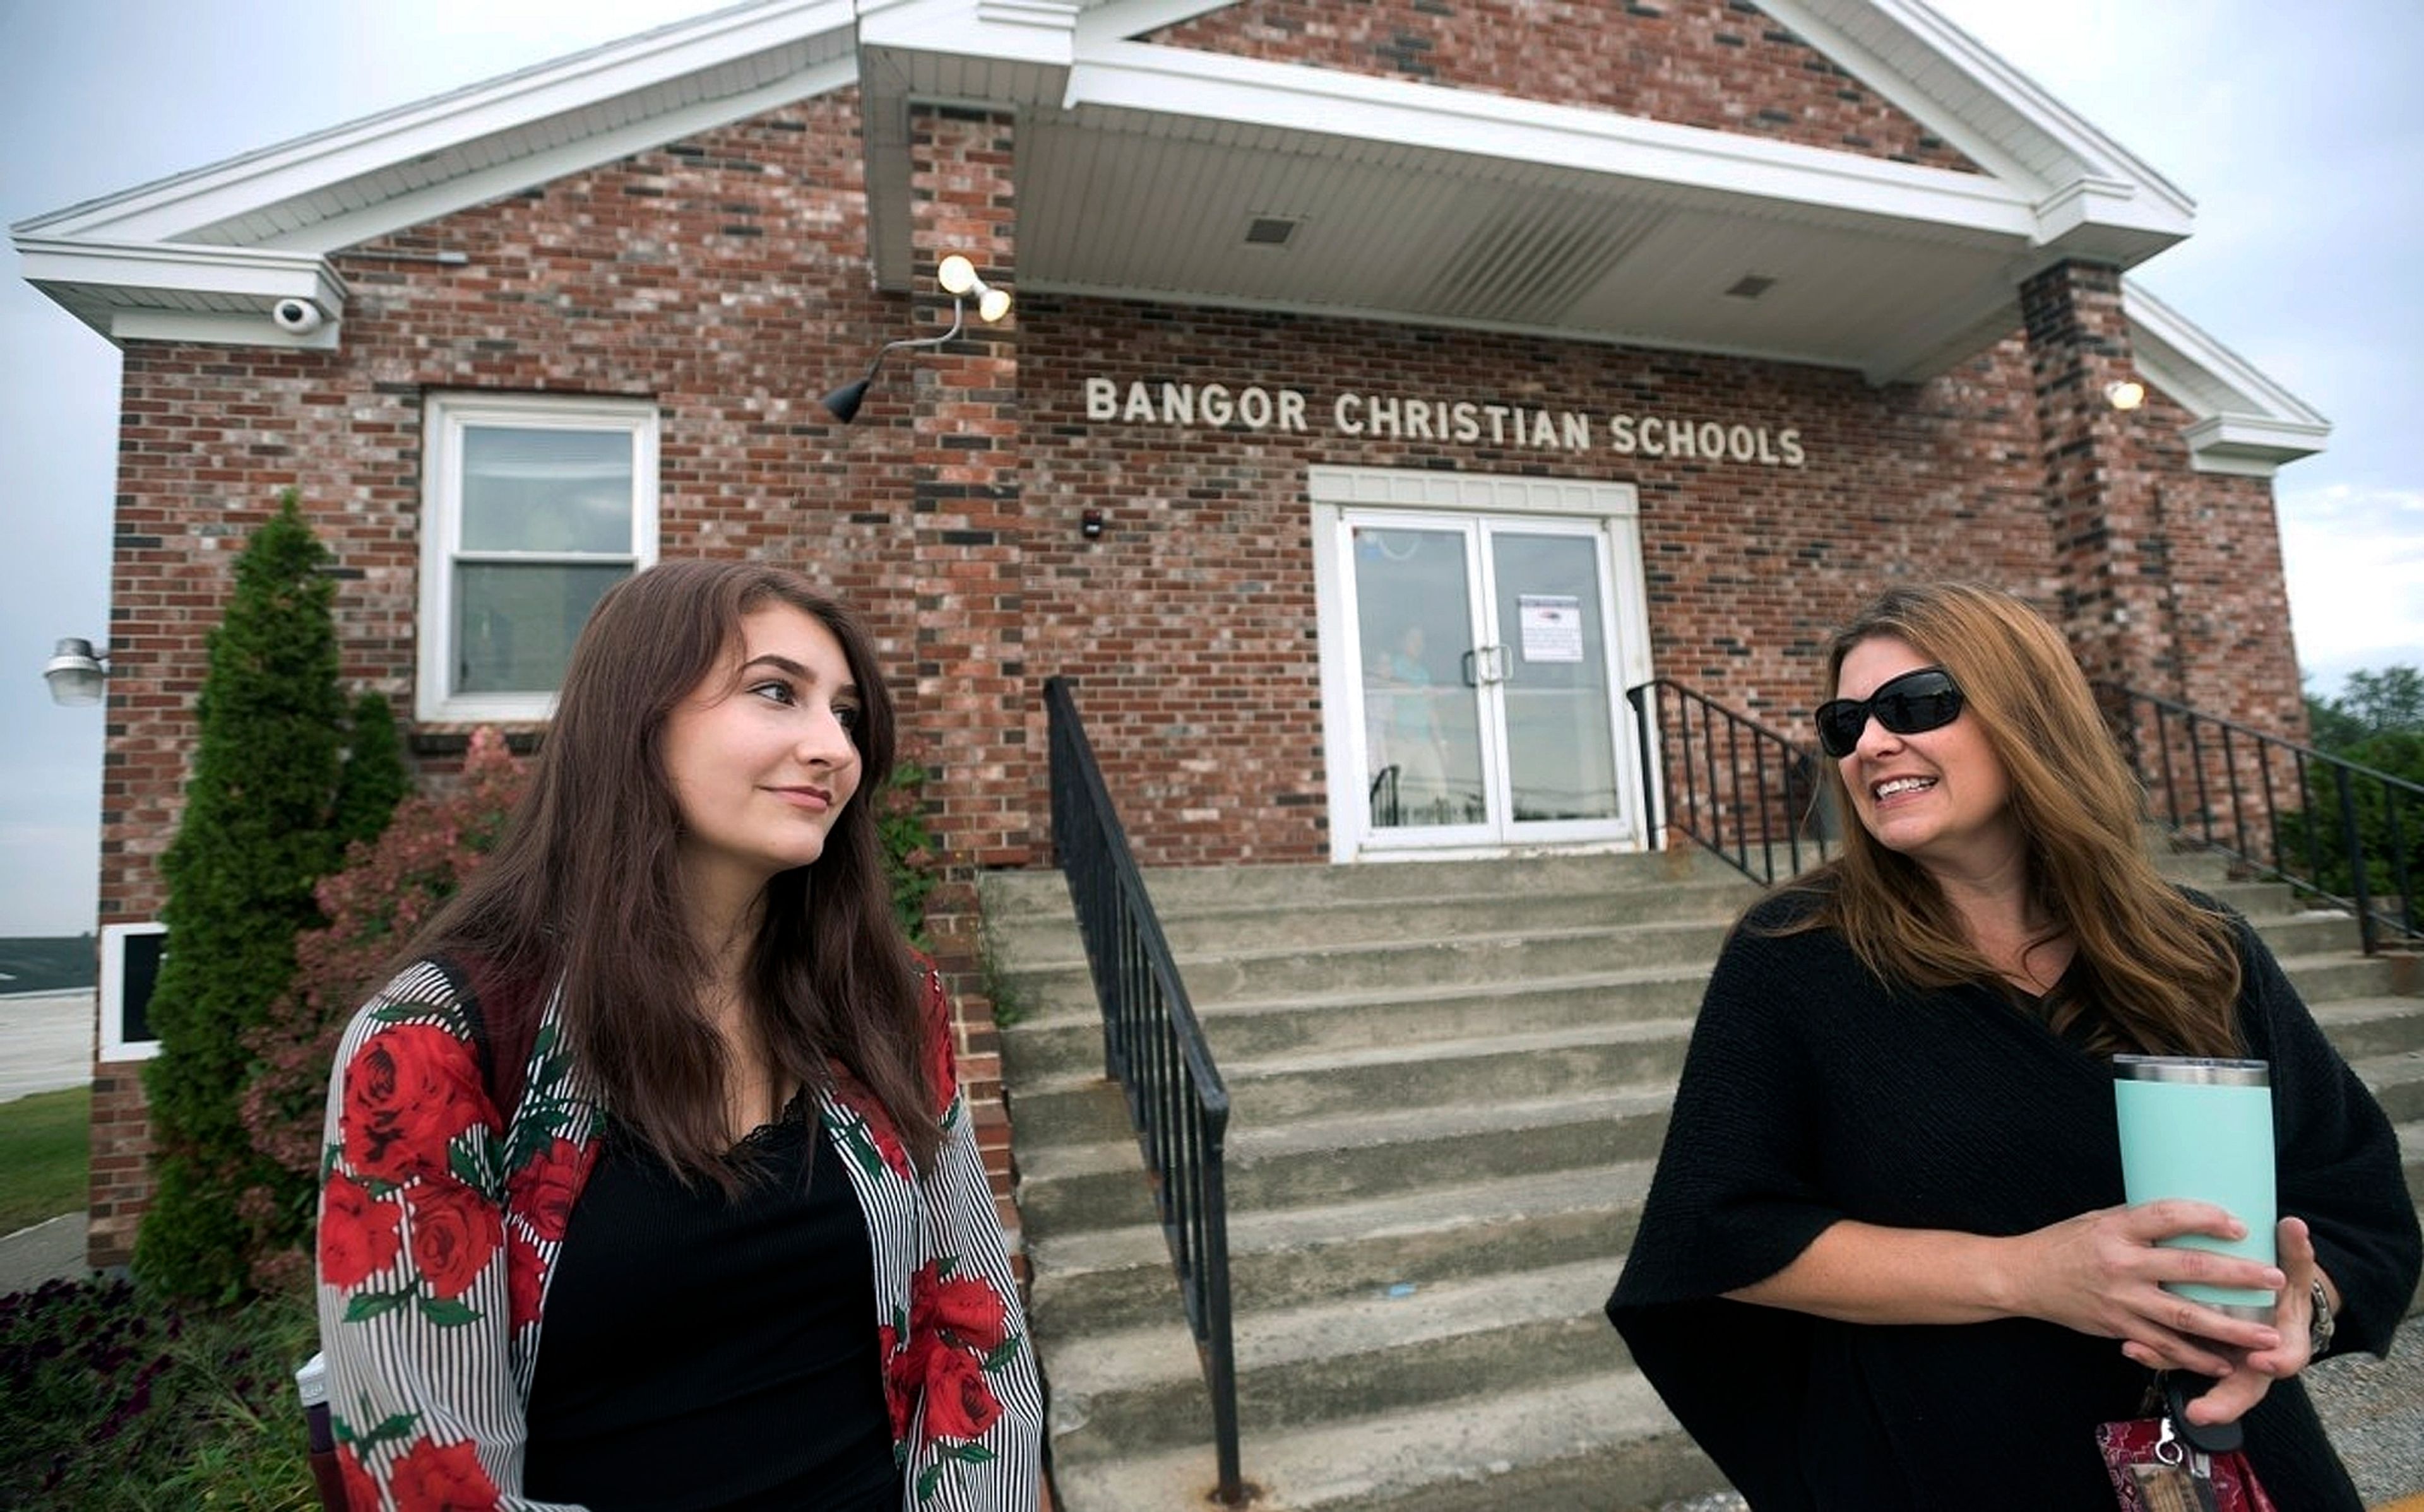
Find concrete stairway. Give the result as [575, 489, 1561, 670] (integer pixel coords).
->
[984, 850, 2424, 1512]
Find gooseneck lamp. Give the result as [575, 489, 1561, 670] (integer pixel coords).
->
[819, 255, 1013, 423]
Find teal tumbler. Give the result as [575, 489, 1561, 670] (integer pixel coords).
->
[2112, 1055, 2276, 1321]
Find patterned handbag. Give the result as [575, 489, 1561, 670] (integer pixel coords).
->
[2095, 1375, 2278, 1512]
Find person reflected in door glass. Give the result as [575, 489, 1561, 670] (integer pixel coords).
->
[1370, 623, 1451, 825]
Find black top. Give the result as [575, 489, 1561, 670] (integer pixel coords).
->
[1606, 887, 2421, 1511]
[526, 1096, 901, 1511]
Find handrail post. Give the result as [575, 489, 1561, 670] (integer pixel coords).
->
[2336, 765, 2377, 955]
[1627, 683, 1661, 853]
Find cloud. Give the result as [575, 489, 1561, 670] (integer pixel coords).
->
[2276, 484, 2424, 688]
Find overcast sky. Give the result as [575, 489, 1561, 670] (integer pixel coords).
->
[3, 0, 2419, 936]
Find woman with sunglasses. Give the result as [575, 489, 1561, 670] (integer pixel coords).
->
[1607, 582, 2418, 1509]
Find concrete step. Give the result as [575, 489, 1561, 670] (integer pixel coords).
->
[1050, 1366, 1721, 1512]
[2276, 951, 2418, 1006]
[1047, 1257, 1626, 1465]
[2312, 1000, 2424, 1063]
[989, 879, 1755, 965]
[1030, 1162, 1655, 1334]
[1002, 919, 1735, 1008]
[1003, 968, 1714, 1084]
[1014, 1018, 1698, 1148]
[1015, 1087, 1673, 1236]
[2354, 1049, 2424, 1126]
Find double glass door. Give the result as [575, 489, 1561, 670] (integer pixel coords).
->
[1339, 510, 1634, 850]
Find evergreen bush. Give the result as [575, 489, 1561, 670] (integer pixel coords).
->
[240, 729, 528, 1291]
[134, 490, 397, 1302]
[333, 691, 408, 852]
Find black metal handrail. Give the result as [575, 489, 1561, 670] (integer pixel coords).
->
[2098, 683, 2423, 953]
[1043, 677, 1244, 1504]
[1627, 677, 1833, 887]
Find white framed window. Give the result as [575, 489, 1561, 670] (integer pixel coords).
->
[417, 393, 660, 721]
[100, 921, 167, 1062]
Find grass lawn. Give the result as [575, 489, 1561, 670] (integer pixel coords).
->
[0, 1086, 89, 1234]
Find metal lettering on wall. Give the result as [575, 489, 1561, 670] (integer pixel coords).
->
[1081, 377, 1806, 467]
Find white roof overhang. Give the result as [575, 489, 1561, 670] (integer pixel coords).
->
[11, 0, 859, 348]
[9, 0, 2302, 439]
[2125, 281, 2329, 478]
[849, 0, 2200, 382]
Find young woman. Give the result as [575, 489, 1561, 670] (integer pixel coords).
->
[1607, 582, 2418, 1509]
[316, 559, 1040, 1510]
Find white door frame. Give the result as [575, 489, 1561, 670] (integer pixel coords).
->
[1309, 466, 1655, 863]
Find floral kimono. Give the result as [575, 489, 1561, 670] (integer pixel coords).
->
[315, 957, 1042, 1511]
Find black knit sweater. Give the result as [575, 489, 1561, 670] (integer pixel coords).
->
[1607, 888, 2420, 1510]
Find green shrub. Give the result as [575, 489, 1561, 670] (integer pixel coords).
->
[2272, 730, 2424, 927]
[881, 758, 939, 948]
[238, 729, 529, 1292]
[333, 692, 408, 853]
[136, 492, 352, 1304]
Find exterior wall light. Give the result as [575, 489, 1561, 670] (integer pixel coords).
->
[43, 636, 109, 706]
[2105, 379, 2146, 411]
[820, 256, 1014, 423]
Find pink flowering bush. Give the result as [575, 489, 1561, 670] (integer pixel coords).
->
[237, 730, 528, 1291]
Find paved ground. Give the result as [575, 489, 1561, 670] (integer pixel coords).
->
[0, 988, 94, 1102]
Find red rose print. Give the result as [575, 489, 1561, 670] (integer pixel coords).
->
[506, 1136, 588, 1241]
[877, 1323, 913, 1441]
[923, 1344, 1003, 1442]
[388, 1435, 497, 1512]
[836, 1081, 910, 1179]
[506, 1224, 545, 1333]
[342, 1025, 497, 1186]
[405, 1181, 502, 1301]
[931, 1273, 1008, 1352]
[337, 1443, 378, 1512]
[923, 977, 960, 1111]
[319, 1171, 405, 1289]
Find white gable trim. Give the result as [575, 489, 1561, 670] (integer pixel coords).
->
[2124, 280, 2328, 478]
[18, 237, 348, 348]
[256, 57, 860, 257]
[13, 0, 855, 247]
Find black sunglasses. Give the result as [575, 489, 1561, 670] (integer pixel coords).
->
[1814, 667, 1965, 758]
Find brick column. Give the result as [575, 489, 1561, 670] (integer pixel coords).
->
[2019, 261, 2177, 696]
[905, 105, 1031, 1253]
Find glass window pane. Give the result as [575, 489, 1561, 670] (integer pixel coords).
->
[454, 563, 628, 694]
[460, 427, 633, 553]
[1494, 532, 1620, 822]
[1353, 526, 1485, 828]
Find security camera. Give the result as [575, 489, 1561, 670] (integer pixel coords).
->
[271, 298, 324, 334]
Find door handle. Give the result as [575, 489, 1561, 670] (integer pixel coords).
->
[1460, 649, 1479, 688]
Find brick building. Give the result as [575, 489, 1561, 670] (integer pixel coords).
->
[17, 0, 2327, 1270]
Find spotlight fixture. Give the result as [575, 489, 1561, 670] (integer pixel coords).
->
[42, 637, 109, 706]
[2104, 379, 2146, 412]
[819, 256, 1014, 423]
[937, 254, 1013, 324]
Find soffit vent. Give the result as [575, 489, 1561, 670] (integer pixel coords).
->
[1726, 274, 1778, 299]
[1245, 215, 1300, 247]
[1420, 197, 1662, 327]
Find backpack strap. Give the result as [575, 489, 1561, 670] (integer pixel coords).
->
[425, 952, 545, 1122]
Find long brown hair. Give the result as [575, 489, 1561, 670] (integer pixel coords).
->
[1789, 582, 2242, 1057]
[412, 558, 942, 1181]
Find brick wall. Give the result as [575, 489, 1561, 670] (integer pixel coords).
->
[81, 82, 2310, 1267]
[1150, 0, 1982, 173]
[86, 92, 990, 1265]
